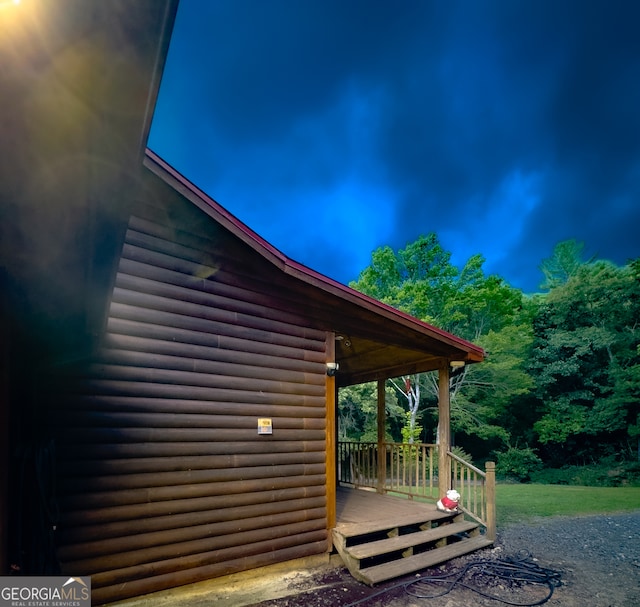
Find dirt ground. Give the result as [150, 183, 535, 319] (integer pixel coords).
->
[113, 511, 640, 607]
[251, 511, 640, 607]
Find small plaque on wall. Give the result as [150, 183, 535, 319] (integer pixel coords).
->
[257, 418, 273, 435]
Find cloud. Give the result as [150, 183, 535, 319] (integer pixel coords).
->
[150, 0, 640, 294]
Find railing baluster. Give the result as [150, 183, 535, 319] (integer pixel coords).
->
[420, 447, 423, 493]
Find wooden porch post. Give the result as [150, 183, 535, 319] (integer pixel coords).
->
[376, 379, 386, 494]
[326, 332, 337, 531]
[485, 461, 497, 541]
[437, 363, 451, 497]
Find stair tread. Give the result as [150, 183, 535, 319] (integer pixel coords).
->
[359, 536, 494, 585]
[347, 521, 479, 560]
[335, 510, 458, 538]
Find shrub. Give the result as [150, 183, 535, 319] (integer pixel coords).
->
[494, 446, 543, 482]
[530, 460, 640, 487]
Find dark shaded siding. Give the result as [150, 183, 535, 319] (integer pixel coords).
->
[51, 198, 329, 604]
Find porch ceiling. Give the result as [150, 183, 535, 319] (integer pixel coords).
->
[334, 335, 451, 386]
[336, 334, 482, 386]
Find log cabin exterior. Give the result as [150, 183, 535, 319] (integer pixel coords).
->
[1, 2, 490, 604]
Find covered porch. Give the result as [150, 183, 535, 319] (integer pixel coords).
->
[326, 350, 497, 583]
[325, 360, 497, 537]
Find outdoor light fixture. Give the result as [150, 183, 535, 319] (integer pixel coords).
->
[326, 362, 339, 376]
[450, 360, 466, 368]
[336, 335, 352, 348]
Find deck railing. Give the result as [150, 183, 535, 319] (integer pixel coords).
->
[449, 450, 496, 540]
[385, 442, 438, 498]
[337, 440, 496, 540]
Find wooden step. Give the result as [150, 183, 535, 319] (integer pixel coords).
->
[335, 509, 459, 539]
[346, 520, 479, 560]
[359, 535, 494, 585]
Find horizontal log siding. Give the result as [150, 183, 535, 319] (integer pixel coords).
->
[91, 537, 329, 605]
[52, 208, 330, 604]
[122, 214, 364, 331]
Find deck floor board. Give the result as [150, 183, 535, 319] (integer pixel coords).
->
[336, 486, 443, 526]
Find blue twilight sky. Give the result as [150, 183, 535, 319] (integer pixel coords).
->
[149, 0, 640, 294]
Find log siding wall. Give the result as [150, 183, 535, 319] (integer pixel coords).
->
[51, 200, 330, 604]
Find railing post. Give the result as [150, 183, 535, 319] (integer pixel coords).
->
[485, 461, 496, 541]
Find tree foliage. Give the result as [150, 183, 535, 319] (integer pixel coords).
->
[350, 234, 523, 342]
[530, 258, 640, 462]
[539, 239, 594, 291]
[340, 234, 640, 470]
[338, 382, 403, 442]
[347, 233, 531, 446]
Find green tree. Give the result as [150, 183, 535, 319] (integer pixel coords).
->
[539, 239, 594, 291]
[351, 234, 458, 327]
[457, 321, 535, 444]
[350, 234, 533, 447]
[338, 382, 403, 442]
[351, 235, 524, 340]
[530, 259, 640, 462]
[388, 376, 421, 443]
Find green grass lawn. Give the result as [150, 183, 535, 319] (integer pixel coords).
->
[497, 484, 640, 526]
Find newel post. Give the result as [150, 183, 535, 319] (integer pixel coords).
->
[485, 461, 497, 541]
[437, 363, 451, 497]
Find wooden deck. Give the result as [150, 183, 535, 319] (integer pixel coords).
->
[336, 485, 442, 526]
[333, 486, 493, 585]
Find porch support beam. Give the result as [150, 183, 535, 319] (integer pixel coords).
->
[437, 362, 451, 497]
[376, 379, 386, 494]
[326, 332, 337, 532]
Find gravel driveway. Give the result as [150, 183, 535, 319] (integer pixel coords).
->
[491, 511, 640, 607]
[253, 510, 640, 607]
